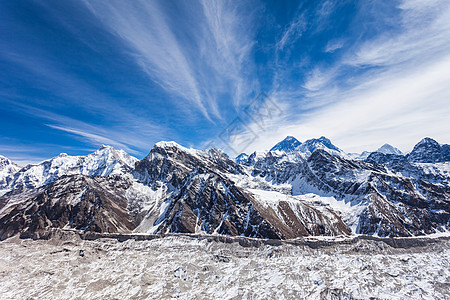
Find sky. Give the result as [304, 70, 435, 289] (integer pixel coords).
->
[1, 0, 450, 164]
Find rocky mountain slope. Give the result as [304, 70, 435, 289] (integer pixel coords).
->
[0, 137, 448, 240]
[252, 149, 449, 236]
[407, 137, 450, 163]
[0, 175, 135, 240]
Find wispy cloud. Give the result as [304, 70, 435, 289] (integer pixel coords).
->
[82, 0, 258, 119]
[199, 0, 258, 108]
[83, 1, 212, 118]
[346, 0, 450, 68]
[324, 39, 344, 53]
[276, 13, 306, 51]
[228, 0, 450, 154]
[46, 124, 132, 152]
[5, 101, 157, 156]
[2, 0, 449, 159]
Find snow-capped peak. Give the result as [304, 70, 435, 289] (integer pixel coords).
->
[99, 144, 111, 150]
[407, 137, 449, 163]
[415, 137, 440, 147]
[89, 145, 138, 170]
[0, 155, 20, 171]
[152, 141, 200, 157]
[270, 136, 302, 152]
[0, 155, 21, 195]
[154, 141, 181, 148]
[375, 144, 403, 155]
[235, 153, 249, 164]
[1, 146, 138, 194]
[297, 136, 343, 156]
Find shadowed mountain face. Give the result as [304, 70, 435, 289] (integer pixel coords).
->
[132, 144, 350, 238]
[306, 151, 449, 236]
[0, 175, 136, 241]
[0, 143, 350, 240]
[0, 137, 449, 240]
[248, 149, 450, 237]
[270, 136, 301, 152]
[407, 138, 450, 163]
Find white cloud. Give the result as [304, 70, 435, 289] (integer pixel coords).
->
[277, 14, 306, 51]
[297, 55, 450, 153]
[346, 0, 450, 68]
[83, 0, 210, 118]
[302, 67, 335, 92]
[236, 53, 450, 154]
[199, 0, 257, 108]
[324, 39, 344, 53]
[9, 103, 156, 155]
[82, 0, 259, 119]
[46, 124, 133, 152]
[227, 0, 450, 155]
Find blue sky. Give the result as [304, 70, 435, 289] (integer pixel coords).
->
[1, 0, 450, 164]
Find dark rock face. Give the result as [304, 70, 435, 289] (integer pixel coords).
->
[366, 152, 449, 186]
[249, 149, 450, 237]
[134, 144, 349, 239]
[155, 174, 282, 239]
[442, 144, 450, 159]
[298, 136, 342, 154]
[407, 137, 450, 163]
[270, 136, 301, 152]
[0, 175, 136, 240]
[0, 138, 449, 240]
[366, 152, 407, 165]
[242, 152, 258, 166]
[309, 151, 449, 235]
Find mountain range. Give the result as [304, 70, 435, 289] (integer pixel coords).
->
[0, 137, 449, 240]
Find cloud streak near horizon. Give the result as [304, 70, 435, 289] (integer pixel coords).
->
[0, 0, 449, 162]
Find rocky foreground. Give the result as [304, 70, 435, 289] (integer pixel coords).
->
[0, 232, 449, 300]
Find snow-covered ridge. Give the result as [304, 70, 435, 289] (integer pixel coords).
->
[236, 136, 347, 165]
[151, 140, 204, 159]
[1, 136, 449, 240]
[0, 145, 138, 195]
[0, 155, 21, 196]
[375, 143, 403, 155]
[0, 156, 20, 176]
